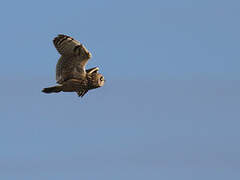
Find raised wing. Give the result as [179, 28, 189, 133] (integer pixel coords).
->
[53, 34, 92, 70]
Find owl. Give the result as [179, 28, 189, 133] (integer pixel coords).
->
[42, 34, 105, 97]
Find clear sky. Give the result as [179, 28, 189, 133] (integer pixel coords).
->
[0, 0, 240, 179]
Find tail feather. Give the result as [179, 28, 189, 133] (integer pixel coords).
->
[42, 85, 63, 94]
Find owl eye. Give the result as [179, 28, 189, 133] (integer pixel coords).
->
[100, 77, 104, 81]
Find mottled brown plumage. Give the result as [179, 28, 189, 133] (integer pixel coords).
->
[42, 34, 105, 97]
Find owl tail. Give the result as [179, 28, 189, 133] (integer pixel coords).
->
[42, 85, 63, 94]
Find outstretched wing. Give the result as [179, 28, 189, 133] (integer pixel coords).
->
[54, 34, 92, 83]
[53, 34, 92, 71]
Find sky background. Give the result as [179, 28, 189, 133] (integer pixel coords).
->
[0, 0, 240, 179]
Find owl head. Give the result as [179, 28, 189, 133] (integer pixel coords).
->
[88, 73, 105, 90]
[95, 73, 105, 87]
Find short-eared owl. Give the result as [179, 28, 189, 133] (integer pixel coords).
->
[42, 34, 105, 97]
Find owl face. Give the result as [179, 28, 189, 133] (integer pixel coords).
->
[87, 73, 105, 90]
[96, 74, 105, 87]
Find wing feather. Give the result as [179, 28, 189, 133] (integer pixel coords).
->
[54, 34, 93, 83]
[53, 34, 92, 70]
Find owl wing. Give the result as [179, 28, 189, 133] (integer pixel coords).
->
[56, 56, 86, 83]
[86, 67, 99, 74]
[53, 34, 92, 83]
[76, 90, 88, 97]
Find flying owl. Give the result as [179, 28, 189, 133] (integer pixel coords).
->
[42, 34, 105, 97]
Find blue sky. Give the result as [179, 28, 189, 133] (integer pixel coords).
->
[0, 0, 240, 179]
